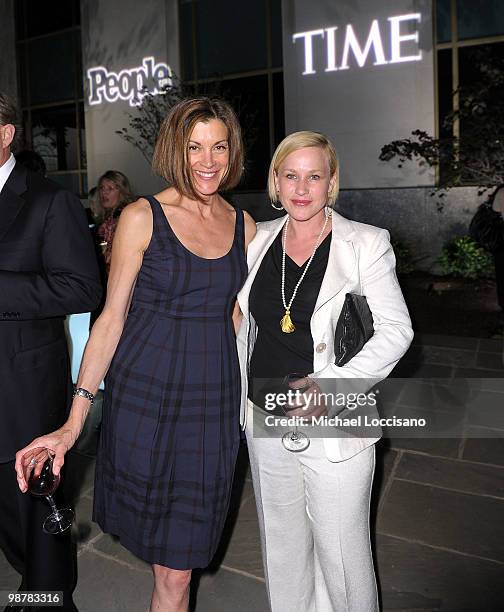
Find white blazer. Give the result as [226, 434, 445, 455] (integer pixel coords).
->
[236, 211, 414, 462]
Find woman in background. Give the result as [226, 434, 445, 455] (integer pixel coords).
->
[87, 185, 103, 225]
[96, 170, 135, 273]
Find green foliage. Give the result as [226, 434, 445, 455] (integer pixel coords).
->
[379, 47, 504, 202]
[390, 238, 415, 275]
[437, 236, 494, 279]
[116, 78, 188, 164]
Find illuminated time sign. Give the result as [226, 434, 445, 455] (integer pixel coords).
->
[87, 56, 172, 107]
[293, 13, 422, 75]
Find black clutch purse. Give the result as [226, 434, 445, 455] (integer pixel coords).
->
[334, 293, 374, 366]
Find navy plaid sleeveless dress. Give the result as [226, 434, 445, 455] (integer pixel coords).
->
[93, 195, 247, 569]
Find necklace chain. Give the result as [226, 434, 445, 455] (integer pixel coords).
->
[281, 211, 330, 323]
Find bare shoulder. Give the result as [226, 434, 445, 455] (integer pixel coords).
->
[122, 197, 152, 220]
[243, 209, 256, 227]
[154, 187, 180, 207]
[115, 198, 153, 251]
[217, 195, 237, 214]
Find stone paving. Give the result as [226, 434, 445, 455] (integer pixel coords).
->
[1, 333, 503, 611]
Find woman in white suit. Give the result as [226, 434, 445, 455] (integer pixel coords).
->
[236, 131, 413, 612]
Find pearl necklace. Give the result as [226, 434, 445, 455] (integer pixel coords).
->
[280, 210, 331, 333]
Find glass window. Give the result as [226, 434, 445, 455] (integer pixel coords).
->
[180, 0, 195, 80]
[73, 0, 81, 27]
[437, 49, 453, 184]
[435, 1, 504, 187]
[79, 103, 86, 170]
[24, 0, 75, 38]
[457, 0, 504, 40]
[273, 72, 285, 147]
[270, 0, 283, 67]
[437, 50, 452, 137]
[459, 42, 504, 90]
[16, 1, 86, 196]
[200, 76, 270, 189]
[436, 0, 451, 43]
[50, 173, 82, 197]
[17, 42, 29, 105]
[179, 0, 283, 192]
[458, 42, 504, 183]
[195, 0, 268, 77]
[76, 34, 83, 98]
[21, 110, 31, 147]
[28, 32, 77, 104]
[15, 0, 26, 40]
[31, 106, 79, 172]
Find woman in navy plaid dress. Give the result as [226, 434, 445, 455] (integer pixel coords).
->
[17, 98, 256, 611]
[93, 188, 248, 566]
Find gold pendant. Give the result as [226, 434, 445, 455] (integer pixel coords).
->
[280, 309, 295, 333]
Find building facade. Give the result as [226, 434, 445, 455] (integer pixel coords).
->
[2, 0, 504, 267]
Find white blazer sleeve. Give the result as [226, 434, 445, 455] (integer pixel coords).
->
[312, 229, 414, 382]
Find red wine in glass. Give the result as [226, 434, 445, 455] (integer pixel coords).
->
[25, 448, 74, 534]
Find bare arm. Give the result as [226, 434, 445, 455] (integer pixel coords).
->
[15, 200, 152, 488]
[232, 300, 243, 335]
[243, 210, 257, 250]
[232, 211, 256, 334]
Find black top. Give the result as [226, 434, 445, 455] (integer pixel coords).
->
[248, 230, 331, 407]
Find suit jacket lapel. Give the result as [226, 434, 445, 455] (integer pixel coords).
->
[0, 163, 28, 242]
[238, 211, 357, 318]
[313, 212, 357, 314]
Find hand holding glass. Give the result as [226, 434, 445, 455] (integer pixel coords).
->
[21, 447, 74, 534]
[281, 373, 312, 452]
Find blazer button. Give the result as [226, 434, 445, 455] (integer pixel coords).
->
[316, 342, 327, 353]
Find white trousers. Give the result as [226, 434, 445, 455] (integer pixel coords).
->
[246, 412, 379, 612]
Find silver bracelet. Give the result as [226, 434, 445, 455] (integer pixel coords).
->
[73, 387, 95, 405]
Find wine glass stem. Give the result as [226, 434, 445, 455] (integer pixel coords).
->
[46, 496, 63, 522]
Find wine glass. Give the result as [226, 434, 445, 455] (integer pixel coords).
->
[22, 447, 74, 534]
[281, 373, 311, 452]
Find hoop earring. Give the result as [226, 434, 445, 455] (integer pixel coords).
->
[271, 201, 284, 211]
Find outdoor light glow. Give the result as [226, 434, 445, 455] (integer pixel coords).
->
[340, 20, 387, 70]
[292, 29, 325, 75]
[293, 13, 422, 75]
[388, 14, 422, 63]
[87, 56, 173, 107]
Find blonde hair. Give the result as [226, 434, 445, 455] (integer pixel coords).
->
[98, 170, 135, 216]
[268, 131, 339, 206]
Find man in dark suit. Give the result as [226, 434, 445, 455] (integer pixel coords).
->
[0, 92, 102, 610]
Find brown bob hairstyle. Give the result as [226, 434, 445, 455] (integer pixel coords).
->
[152, 97, 244, 201]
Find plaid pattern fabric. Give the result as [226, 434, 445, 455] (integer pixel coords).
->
[93, 196, 247, 569]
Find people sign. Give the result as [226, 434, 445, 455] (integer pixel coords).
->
[87, 57, 172, 107]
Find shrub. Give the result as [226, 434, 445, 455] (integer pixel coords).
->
[390, 239, 415, 275]
[437, 236, 494, 279]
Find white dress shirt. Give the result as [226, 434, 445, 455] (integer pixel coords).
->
[0, 153, 16, 194]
